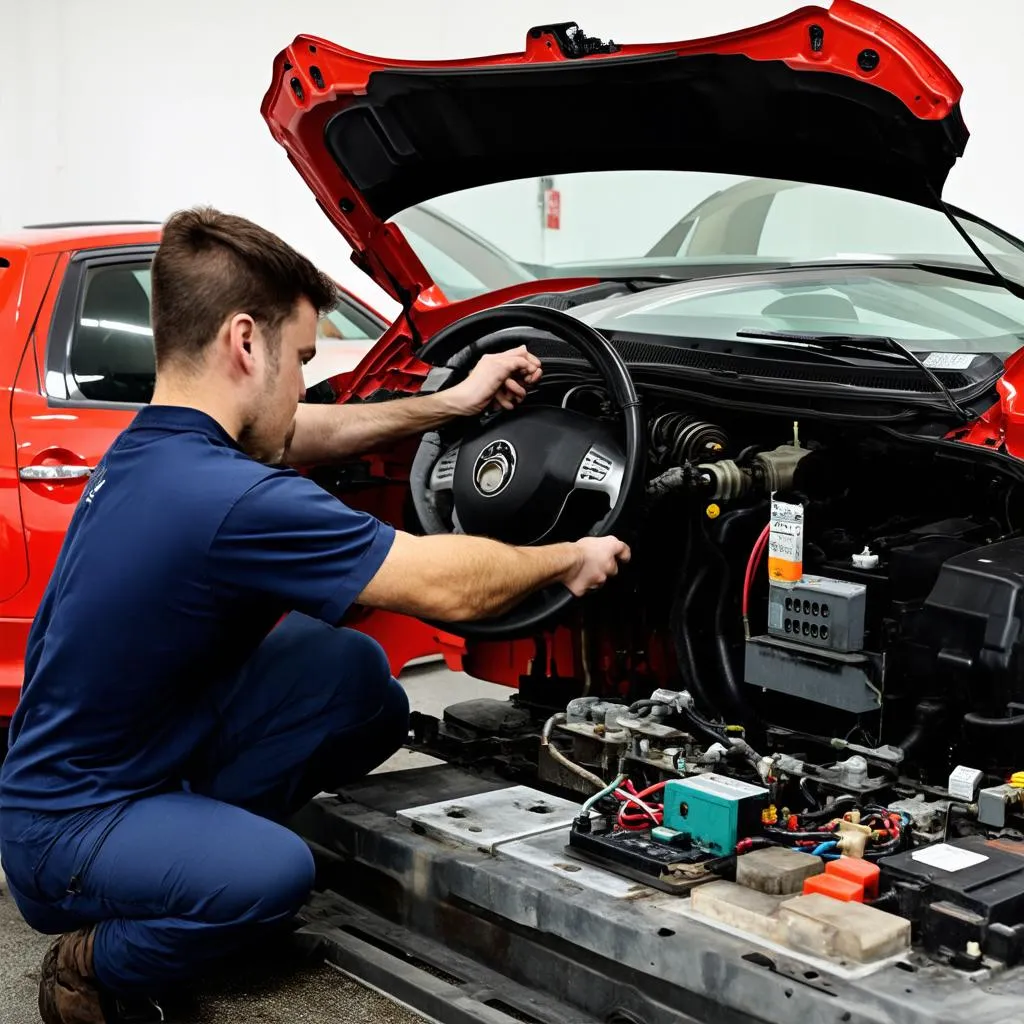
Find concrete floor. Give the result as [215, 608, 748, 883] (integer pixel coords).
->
[0, 662, 507, 1024]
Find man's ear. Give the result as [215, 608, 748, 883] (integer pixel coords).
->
[228, 313, 257, 371]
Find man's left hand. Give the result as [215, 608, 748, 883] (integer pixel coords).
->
[445, 345, 543, 416]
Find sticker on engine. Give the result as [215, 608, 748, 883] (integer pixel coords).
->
[769, 603, 783, 629]
[911, 843, 988, 872]
[922, 352, 974, 370]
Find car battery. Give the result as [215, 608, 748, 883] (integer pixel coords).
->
[767, 575, 866, 652]
[662, 774, 769, 855]
[878, 835, 1024, 965]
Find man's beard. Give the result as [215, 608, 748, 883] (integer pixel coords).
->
[237, 414, 293, 465]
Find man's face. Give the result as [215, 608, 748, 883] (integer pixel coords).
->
[243, 297, 317, 463]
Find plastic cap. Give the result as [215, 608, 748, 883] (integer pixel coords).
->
[826, 857, 880, 899]
[852, 546, 879, 569]
[802, 873, 865, 903]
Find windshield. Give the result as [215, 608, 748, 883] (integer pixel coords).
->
[574, 266, 1024, 356]
[390, 171, 1024, 302]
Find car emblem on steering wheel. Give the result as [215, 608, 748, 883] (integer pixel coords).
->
[473, 440, 517, 497]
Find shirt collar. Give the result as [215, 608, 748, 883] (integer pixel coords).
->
[128, 405, 242, 451]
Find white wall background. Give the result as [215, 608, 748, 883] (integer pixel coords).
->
[2, 0, 1024, 319]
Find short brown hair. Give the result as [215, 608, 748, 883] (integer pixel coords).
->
[151, 207, 336, 367]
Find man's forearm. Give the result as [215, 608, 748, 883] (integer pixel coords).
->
[357, 532, 581, 622]
[285, 393, 459, 465]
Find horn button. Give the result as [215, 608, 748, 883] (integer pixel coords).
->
[452, 407, 621, 545]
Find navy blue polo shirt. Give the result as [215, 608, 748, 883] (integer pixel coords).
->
[0, 405, 395, 813]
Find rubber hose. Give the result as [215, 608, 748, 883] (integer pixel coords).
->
[963, 711, 1024, 731]
[899, 701, 947, 755]
[670, 564, 716, 715]
[709, 509, 762, 722]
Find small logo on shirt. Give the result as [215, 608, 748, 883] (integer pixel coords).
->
[84, 470, 107, 505]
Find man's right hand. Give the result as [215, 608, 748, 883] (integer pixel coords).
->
[562, 536, 631, 597]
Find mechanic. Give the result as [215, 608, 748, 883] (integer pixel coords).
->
[0, 207, 630, 1024]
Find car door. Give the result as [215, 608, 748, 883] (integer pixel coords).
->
[8, 245, 157, 642]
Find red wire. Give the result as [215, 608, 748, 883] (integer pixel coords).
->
[614, 780, 669, 830]
[742, 523, 772, 619]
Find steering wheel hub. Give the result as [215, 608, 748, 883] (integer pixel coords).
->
[473, 440, 516, 497]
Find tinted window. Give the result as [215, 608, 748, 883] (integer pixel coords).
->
[71, 264, 155, 403]
[66, 265, 385, 405]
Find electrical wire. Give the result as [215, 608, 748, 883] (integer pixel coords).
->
[581, 773, 626, 815]
[540, 713, 608, 791]
[742, 523, 771, 637]
[614, 779, 666, 827]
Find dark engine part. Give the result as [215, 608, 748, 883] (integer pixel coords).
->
[879, 835, 1024, 967]
[697, 442, 810, 502]
[649, 412, 728, 464]
[913, 537, 1024, 765]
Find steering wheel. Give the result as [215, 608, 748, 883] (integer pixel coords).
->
[409, 304, 645, 640]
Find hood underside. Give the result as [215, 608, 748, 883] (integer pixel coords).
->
[262, 1, 967, 317]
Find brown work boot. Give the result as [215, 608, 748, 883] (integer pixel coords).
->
[38, 927, 107, 1024]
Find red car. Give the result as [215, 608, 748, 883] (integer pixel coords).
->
[248, 4, 1024, 1023]
[0, 223, 463, 723]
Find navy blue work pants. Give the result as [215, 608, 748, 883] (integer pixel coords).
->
[0, 614, 409, 993]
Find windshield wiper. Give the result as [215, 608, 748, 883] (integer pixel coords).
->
[736, 329, 970, 422]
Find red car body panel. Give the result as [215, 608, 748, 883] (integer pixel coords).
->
[261, 0, 964, 333]
[0, 226, 461, 723]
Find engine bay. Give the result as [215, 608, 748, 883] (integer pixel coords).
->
[406, 370, 1024, 979]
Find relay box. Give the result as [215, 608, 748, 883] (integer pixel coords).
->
[767, 575, 866, 653]
[661, 773, 769, 855]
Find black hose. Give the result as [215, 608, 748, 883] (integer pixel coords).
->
[683, 708, 731, 748]
[899, 701, 947, 755]
[707, 509, 763, 722]
[670, 552, 719, 716]
[963, 711, 1024, 731]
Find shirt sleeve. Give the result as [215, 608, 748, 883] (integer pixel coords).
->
[208, 470, 396, 624]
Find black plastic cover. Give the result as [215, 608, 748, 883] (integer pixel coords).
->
[879, 835, 1024, 964]
[918, 537, 1024, 708]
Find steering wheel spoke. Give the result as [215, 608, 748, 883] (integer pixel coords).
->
[429, 443, 461, 492]
[574, 444, 625, 504]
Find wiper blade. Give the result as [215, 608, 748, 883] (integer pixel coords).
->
[736, 329, 970, 422]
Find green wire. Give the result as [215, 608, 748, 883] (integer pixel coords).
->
[581, 773, 627, 815]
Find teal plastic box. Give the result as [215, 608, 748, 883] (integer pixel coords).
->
[662, 773, 769, 855]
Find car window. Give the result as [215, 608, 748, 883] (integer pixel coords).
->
[70, 263, 155, 404]
[65, 265, 385, 405]
[319, 296, 380, 341]
[756, 187, 1008, 261]
[580, 266, 1024, 354]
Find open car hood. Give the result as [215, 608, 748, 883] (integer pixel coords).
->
[261, 0, 967, 325]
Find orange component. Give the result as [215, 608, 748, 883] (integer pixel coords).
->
[826, 857, 881, 900]
[802, 874, 864, 903]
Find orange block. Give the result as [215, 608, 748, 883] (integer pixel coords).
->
[802, 873, 864, 903]
[826, 857, 880, 900]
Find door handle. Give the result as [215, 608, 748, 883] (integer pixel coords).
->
[19, 464, 94, 481]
